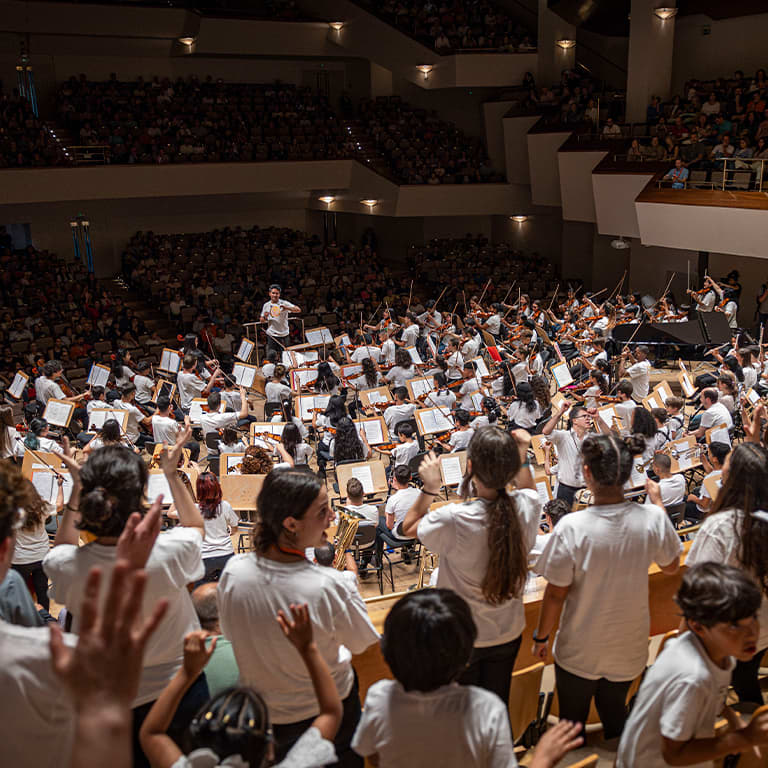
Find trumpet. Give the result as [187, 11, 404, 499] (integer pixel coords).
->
[666, 443, 704, 462]
[635, 455, 655, 473]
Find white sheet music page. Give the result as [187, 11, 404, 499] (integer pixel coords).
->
[356, 419, 384, 445]
[8, 372, 27, 399]
[441, 455, 463, 486]
[146, 473, 172, 503]
[44, 400, 72, 427]
[233, 364, 256, 388]
[350, 464, 374, 494]
[87, 364, 110, 388]
[236, 338, 254, 362]
[160, 350, 181, 373]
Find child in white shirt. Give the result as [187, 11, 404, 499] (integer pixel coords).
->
[352, 588, 583, 768]
[617, 563, 768, 767]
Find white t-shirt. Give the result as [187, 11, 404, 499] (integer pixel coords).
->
[616, 399, 637, 433]
[392, 440, 419, 467]
[113, 399, 145, 442]
[700, 402, 733, 432]
[626, 360, 651, 399]
[687, 508, 768, 650]
[446, 352, 464, 380]
[350, 346, 381, 364]
[172, 726, 336, 768]
[345, 503, 380, 524]
[200, 410, 237, 438]
[177, 370, 206, 409]
[546, 429, 586, 488]
[616, 631, 733, 768]
[383, 403, 416, 435]
[646, 475, 686, 507]
[418, 491, 540, 646]
[13, 519, 51, 564]
[458, 377, 480, 411]
[36, 436, 63, 455]
[425, 389, 456, 410]
[152, 414, 180, 444]
[385, 366, 416, 389]
[35, 375, 64, 405]
[507, 400, 541, 429]
[0, 619, 76, 768]
[401, 324, 419, 348]
[44, 527, 204, 706]
[134, 373, 155, 404]
[201, 501, 239, 558]
[261, 299, 296, 338]
[2, 425, 25, 459]
[449, 428, 474, 451]
[535, 502, 681, 680]
[352, 680, 516, 768]
[265, 381, 292, 404]
[218, 555, 379, 723]
[385, 487, 421, 539]
[380, 338, 396, 364]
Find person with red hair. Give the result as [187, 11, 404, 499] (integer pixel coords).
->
[196, 472, 240, 583]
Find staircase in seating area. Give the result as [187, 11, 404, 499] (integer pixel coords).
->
[343, 121, 395, 181]
[49, 125, 110, 165]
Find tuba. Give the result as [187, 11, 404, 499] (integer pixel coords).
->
[332, 513, 360, 570]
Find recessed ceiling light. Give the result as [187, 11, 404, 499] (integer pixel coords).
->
[556, 39, 576, 49]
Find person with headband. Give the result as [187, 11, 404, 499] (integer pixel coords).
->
[541, 401, 591, 507]
[400, 426, 540, 712]
[260, 284, 301, 358]
[532, 432, 681, 745]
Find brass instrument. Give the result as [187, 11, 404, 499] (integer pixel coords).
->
[666, 443, 704, 463]
[635, 454, 656, 473]
[333, 513, 360, 570]
[417, 549, 439, 589]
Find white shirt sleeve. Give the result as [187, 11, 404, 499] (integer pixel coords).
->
[417, 504, 458, 555]
[533, 527, 575, 586]
[659, 679, 713, 742]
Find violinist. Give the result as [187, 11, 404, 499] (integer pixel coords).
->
[345, 333, 382, 364]
[328, 416, 371, 465]
[582, 369, 609, 410]
[417, 299, 442, 344]
[447, 408, 474, 451]
[177, 353, 221, 412]
[506, 381, 542, 430]
[375, 421, 419, 471]
[315, 361, 343, 395]
[712, 285, 739, 329]
[0, 404, 24, 460]
[112, 383, 153, 447]
[614, 380, 638, 434]
[686, 276, 717, 313]
[111, 351, 135, 389]
[349, 357, 383, 390]
[313, 394, 348, 475]
[396, 312, 420, 349]
[151, 395, 200, 461]
[82, 417, 133, 456]
[424, 371, 456, 411]
[379, 328, 396, 365]
[458, 361, 484, 411]
[460, 322, 481, 359]
[200, 389, 250, 437]
[34, 360, 86, 407]
[478, 303, 503, 340]
[470, 396, 501, 430]
[132, 360, 155, 412]
[619, 344, 651, 400]
[273, 422, 314, 468]
[260, 350, 279, 381]
[383, 386, 417, 437]
[444, 338, 464, 382]
[384, 347, 418, 389]
[218, 425, 247, 455]
[265, 365, 293, 404]
[260, 283, 301, 357]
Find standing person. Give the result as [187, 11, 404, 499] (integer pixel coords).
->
[195, 472, 239, 584]
[541, 403, 591, 506]
[400, 427, 540, 709]
[260, 284, 301, 358]
[685, 442, 768, 704]
[532, 433, 681, 743]
[43, 429, 207, 768]
[619, 345, 651, 400]
[217, 470, 379, 766]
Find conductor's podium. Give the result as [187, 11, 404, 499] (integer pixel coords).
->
[352, 541, 692, 701]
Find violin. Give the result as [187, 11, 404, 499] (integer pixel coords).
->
[252, 431, 282, 443]
[596, 395, 621, 403]
[374, 442, 398, 451]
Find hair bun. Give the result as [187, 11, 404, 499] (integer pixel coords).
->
[625, 434, 647, 456]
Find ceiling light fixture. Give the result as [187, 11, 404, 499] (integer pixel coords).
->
[653, 7, 678, 19]
[556, 39, 576, 49]
[417, 64, 433, 80]
[360, 199, 378, 209]
[510, 215, 528, 223]
[329, 21, 344, 31]
[318, 196, 335, 205]
[178, 36, 196, 45]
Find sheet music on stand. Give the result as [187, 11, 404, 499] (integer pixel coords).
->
[43, 399, 74, 428]
[341, 364, 363, 380]
[159, 348, 182, 374]
[282, 350, 319, 367]
[146, 472, 173, 504]
[305, 327, 334, 346]
[467, 357, 489, 377]
[291, 367, 319, 390]
[355, 418, 385, 445]
[535, 477, 552, 506]
[232, 362, 258, 389]
[31, 470, 73, 505]
[7, 371, 28, 399]
[404, 347, 423, 365]
[350, 464, 375, 494]
[87, 363, 111, 388]
[406, 377, 433, 400]
[298, 394, 331, 421]
[235, 337, 255, 363]
[706, 424, 731, 446]
[470, 392, 484, 411]
[550, 361, 573, 389]
[416, 407, 454, 435]
[88, 408, 129, 431]
[439, 454, 464, 487]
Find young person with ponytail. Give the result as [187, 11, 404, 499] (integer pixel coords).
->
[43, 427, 207, 768]
[532, 433, 681, 743]
[218, 469, 379, 766]
[685, 441, 768, 704]
[400, 426, 540, 708]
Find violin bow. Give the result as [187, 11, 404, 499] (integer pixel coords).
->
[476, 279, 492, 309]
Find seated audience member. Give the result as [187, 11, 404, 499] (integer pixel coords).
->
[44, 429, 207, 768]
[190, 582, 239, 697]
[617, 563, 768, 766]
[140, 606, 341, 768]
[663, 158, 689, 189]
[353, 589, 583, 767]
[217, 470, 378, 764]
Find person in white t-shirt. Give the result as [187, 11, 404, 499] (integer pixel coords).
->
[400, 426, 541, 708]
[444, 339, 464, 382]
[43, 429, 206, 767]
[646, 453, 686, 508]
[353, 588, 584, 768]
[151, 396, 201, 465]
[685, 440, 730, 523]
[177, 354, 220, 412]
[507, 381, 542, 430]
[132, 361, 156, 408]
[265, 364, 294, 404]
[424, 371, 456, 411]
[384, 348, 418, 389]
[260, 284, 301, 358]
[199, 388, 249, 438]
[23, 417, 63, 455]
[396, 312, 420, 350]
[447, 408, 474, 452]
[378, 329, 396, 366]
[533, 432, 681, 741]
[382, 386, 417, 437]
[376, 422, 419, 470]
[614, 380, 638, 434]
[381, 466, 421, 549]
[541, 402, 591, 507]
[218, 470, 378, 764]
[274, 422, 314, 468]
[693, 388, 733, 441]
[617, 563, 768, 768]
[686, 442, 768, 705]
[195, 472, 239, 584]
[619, 344, 651, 400]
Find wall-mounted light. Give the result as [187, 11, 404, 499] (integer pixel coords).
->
[510, 215, 528, 223]
[653, 7, 678, 19]
[329, 21, 344, 31]
[556, 39, 576, 50]
[178, 36, 196, 46]
[360, 199, 378, 209]
[417, 64, 434, 80]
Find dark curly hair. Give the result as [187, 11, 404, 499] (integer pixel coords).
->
[333, 417, 365, 463]
[0, 462, 28, 544]
[242, 445, 273, 475]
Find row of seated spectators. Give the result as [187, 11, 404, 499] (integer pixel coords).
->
[0, 229, 157, 392]
[357, 95, 500, 184]
[57, 74, 350, 165]
[0, 91, 69, 168]
[408, 234, 560, 306]
[354, 0, 535, 52]
[121, 225, 414, 349]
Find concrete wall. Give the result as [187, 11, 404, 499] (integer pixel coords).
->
[483, 101, 515, 174]
[527, 131, 571, 207]
[503, 114, 540, 184]
[557, 150, 607, 223]
[593, 172, 656, 238]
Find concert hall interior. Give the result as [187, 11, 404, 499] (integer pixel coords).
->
[4, 1, 768, 767]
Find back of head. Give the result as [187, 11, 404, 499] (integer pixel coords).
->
[393, 386, 408, 402]
[191, 582, 220, 632]
[314, 541, 335, 567]
[346, 477, 364, 501]
[708, 440, 730, 466]
[702, 387, 718, 403]
[676, 562, 761, 627]
[581, 433, 645, 488]
[617, 380, 634, 398]
[652, 452, 672, 474]
[207, 391, 221, 411]
[0, 462, 28, 551]
[632, 407, 656, 438]
[157, 395, 171, 413]
[79, 446, 148, 537]
[382, 589, 477, 692]
[196, 472, 223, 519]
[100, 418, 122, 443]
[242, 445, 273, 475]
[393, 464, 411, 487]
[396, 422, 414, 439]
[454, 408, 470, 426]
[188, 687, 270, 766]
[543, 498, 571, 528]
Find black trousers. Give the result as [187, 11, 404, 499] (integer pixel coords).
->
[273, 671, 363, 767]
[732, 645, 768, 704]
[266, 334, 289, 358]
[555, 664, 632, 740]
[556, 482, 584, 508]
[458, 635, 522, 712]
[12, 561, 49, 611]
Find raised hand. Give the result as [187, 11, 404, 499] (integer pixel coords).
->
[182, 631, 217, 679]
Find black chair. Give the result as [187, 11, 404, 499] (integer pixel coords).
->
[264, 402, 283, 419]
[666, 501, 686, 525]
[408, 451, 427, 484]
[376, 527, 422, 592]
[350, 521, 386, 593]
